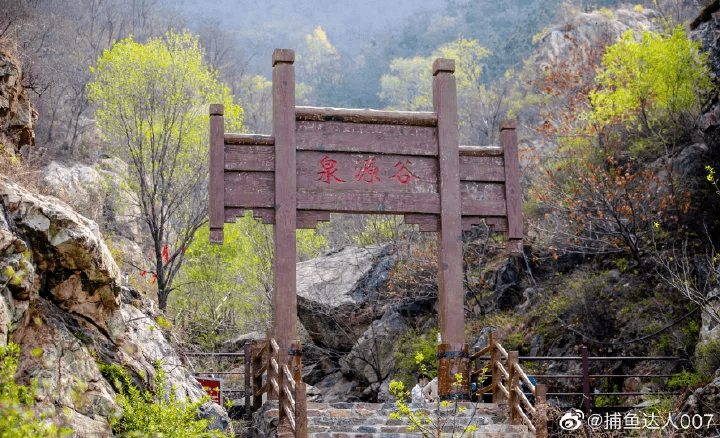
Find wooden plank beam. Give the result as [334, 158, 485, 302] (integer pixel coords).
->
[295, 106, 437, 126]
[225, 145, 274, 171]
[296, 191, 440, 214]
[225, 133, 275, 145]
[296, 120, 439, 156]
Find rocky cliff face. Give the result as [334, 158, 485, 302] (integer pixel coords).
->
[0, 52, 36, 156]
[0, 179, 231, 436]
[532, 7, 660, 70]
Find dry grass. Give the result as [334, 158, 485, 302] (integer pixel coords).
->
[0, 153, 44, 194]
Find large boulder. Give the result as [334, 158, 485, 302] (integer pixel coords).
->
[339, 309, 408, 387]
[296, 245, 395, 351]
[0, 179, 231, 436]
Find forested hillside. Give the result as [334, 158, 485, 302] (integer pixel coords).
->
[1, 0, 720, 436]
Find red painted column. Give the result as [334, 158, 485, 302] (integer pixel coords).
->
[433, 58, 470, 399]
[272, 49, 298, 344]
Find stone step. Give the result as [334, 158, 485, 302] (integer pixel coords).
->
[308, 423, 533, 438]
[255, 400, 534, 438]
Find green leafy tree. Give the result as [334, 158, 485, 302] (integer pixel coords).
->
[528, 25, 711, 264]
[379, 38, 503, 143]
[590, 25, 714, 154]
[171, 212, 325, 347]
[0, 343, 71, 437]
[296, 25, 341, 105]
[87, 29, 243, 311]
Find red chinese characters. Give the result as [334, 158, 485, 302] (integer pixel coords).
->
[390, 161, 420, 185]
[354, 158, 381, 184]
[317, 156, 345, 184]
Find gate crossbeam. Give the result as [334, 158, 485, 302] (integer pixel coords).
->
[209, 48, 523, 404]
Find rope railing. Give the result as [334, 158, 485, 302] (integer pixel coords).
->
[246, 337, 307, 438]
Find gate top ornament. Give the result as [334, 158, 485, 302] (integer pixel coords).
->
[209, 49, 522, 399]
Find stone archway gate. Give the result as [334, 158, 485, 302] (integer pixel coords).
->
[209, 49, 522, 402]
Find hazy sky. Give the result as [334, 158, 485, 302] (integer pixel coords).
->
[168, 0, 446, 61]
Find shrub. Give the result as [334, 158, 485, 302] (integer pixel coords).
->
[695, 338, 720, 381]
[395, 328, 439, 391]
[668, 370, 703, 390]
[590, 25, 714, 154]
[99, 361, 226, 438]
[0, 343, 71, 437]
[389, 373, 479, 437]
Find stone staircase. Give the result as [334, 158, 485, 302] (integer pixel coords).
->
[253, 400, 535, 437]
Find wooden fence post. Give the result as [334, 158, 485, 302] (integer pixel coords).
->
[244, 342, 251, 414]
[295, 382, 307, 438]
[251, 342, 263, 411]
[277, 364, 291, 437]
[268, 339, 279, 401]
[582, 346, 592, 414]
[490, 333, 505, 406]
[535, 383, 548, 438]
[508, 351, 520, 425]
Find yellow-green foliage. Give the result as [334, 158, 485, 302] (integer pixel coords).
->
[388, 373, 477, 436]
[380, 38, 491, 112]
[172, 212, 325, 346]
[395, 328, 439, 390]
[0, 343, 71, 437]
[596, 7, 614, 20]
[87, 29, 244, 310]
[350, 215, 406, 247]
[88, 30, 243, 153]
[668, 370, 703, 390]
[695, 338, 720, 381]
[99, 361, 226, 438]
[590, 26, 713, 134]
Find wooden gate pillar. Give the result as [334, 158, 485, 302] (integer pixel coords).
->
[272, 49, 298, 346]
[500, 120, 523, 253]
[433, 59, 470, 399]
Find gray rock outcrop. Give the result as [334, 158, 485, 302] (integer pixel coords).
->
[296, 245, 394, 351]
[0, 53, 36, 155]
[0, 178, 231, 436]
[41, 159, 146, 272]
[533, 8, 660, 70]
[680, 375, 720, 426]
[339, 310, 407, 386]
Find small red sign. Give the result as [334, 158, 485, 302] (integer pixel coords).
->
[195, 377, 223, 405]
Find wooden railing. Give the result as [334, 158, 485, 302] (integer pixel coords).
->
[471, 332, 548, 438]
[246, 338, 307, 437]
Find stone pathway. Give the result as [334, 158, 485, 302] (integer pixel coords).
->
[254, 400, 535, 437]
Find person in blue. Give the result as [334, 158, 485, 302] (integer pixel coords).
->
[411, 373, 430, 408]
